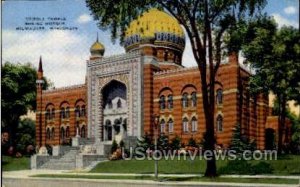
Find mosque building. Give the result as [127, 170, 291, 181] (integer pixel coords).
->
[35, 8, 289, 153]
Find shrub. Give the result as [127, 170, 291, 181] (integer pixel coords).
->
[136, 133, 153, 152]
[170, 136, 181, 150]
[119, 140, 125, 148]
[111, 139, 118, 154]
[187, 137, 197, 147]
[229, 123, 256, 153]
[219, 160, 273, 175]
[252, 161, 273, 174]
[219, 159, 254, 175]
[157, 134, 169, 150]
[15, 118, 36, 155]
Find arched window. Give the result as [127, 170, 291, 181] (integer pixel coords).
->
[105, 120, 111, 126]
[159, 95, 166, 110]
[75, 106, 80, 118]
[123, 118, 127, 131]
[51, 108, 55, 119]
[182, 93, 189, 108]
[217, 115, 223, 132]
[51, 128, 55, 140]
[117, 99, 122, 108]
[160, 119, 165, 134]
[191, 117, 197, 132]
[66, 126, 70, 138]
[46, 128, 51, 140]
[167, 95, 173, 109]
[191, 92, 197, 107]
[216, 89, 223, 105]
[168, 119, 174, 133]
[81, 126, 86, 138]
[60, 107, 66, 119]
[114, 119, 121, 134]
[183, 117, 189, 132]
[45, 109, 50, 120]
[60, 127, 65, 140]
[81, 105, 86, 116]
[66, 107, 70, 118]
[105, 120, 112, 141]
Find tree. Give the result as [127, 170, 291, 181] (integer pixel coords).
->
[111, 139, 118, 153]
[188, 137, 197, 147]
[136, 133, 154, 152]
[170, 136, 181, 150]
[15, 118, 36, 155]
[289, 112, 300, 154]
[230, 123, 256, 154]
[242, 21, 300, 153]
[157, 134, 169, 150]
[1, 62, 49, 146]
[86, 0, 266, 176]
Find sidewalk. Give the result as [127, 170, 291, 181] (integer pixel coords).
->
[3, 169, 300, 180]
[3, 170, 300, 187]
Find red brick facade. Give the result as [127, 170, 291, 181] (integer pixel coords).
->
[36, 46, 290, 150]
[36, 60, 87, 146]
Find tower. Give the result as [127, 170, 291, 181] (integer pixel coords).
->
[89, 34, 105, 60]
[123, 8, 186, 136]
[36, 56, 44, 147]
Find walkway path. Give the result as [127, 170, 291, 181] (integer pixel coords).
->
[3, 170, 300, 187]
[3, 169, 300, 179]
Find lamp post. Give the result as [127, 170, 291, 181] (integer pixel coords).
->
[152, 114, 160, 181]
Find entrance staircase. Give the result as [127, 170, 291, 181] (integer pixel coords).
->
[39, 147, 79, 170]
[34, 138, 108, 170]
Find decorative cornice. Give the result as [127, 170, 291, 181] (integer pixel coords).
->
[159, 62, 183, 68]
[154, 61, 252, 77]
[43, 84, 86, 94]
[154, 66, 199, 76]
[87, 51, 141, 67]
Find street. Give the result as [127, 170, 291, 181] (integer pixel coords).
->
[3, 177, 298, 187]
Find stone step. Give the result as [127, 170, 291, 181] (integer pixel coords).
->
[37, 144, 104, 170]
[48, 159, 75, 163]
[40, 164, 75, 170]
[41, 163, 75, 167]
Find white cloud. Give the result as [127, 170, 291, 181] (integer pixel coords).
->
[2, 26, 126, 88]
[272, 13, 299, 28]
[77, 14, 92, 24]
[2, 29, 90, 87]
[284, 6, 297, 15]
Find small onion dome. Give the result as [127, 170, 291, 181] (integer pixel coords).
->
[90, 38, 105, 56]
[124, 8, 185, 52]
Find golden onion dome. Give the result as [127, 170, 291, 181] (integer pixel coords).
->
[90, 37, 105, 56]
[124, 8, 185, 51]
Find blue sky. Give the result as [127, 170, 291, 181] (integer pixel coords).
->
[2, 0, 299, 87]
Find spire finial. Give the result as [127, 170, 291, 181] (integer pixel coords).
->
[38, 56, 43, 72]
[96, 33, 99, 42]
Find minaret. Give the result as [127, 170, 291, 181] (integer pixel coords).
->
[89, 34, 105, 60]
[36, 56, 44, 147]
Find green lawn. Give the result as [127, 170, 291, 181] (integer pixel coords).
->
[31, 174, 299, 184]
[2, 156, 30, 171]
[251, 155, 300, 175]
[2, 154, 300, 176]
[90, 155, 300, 175]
